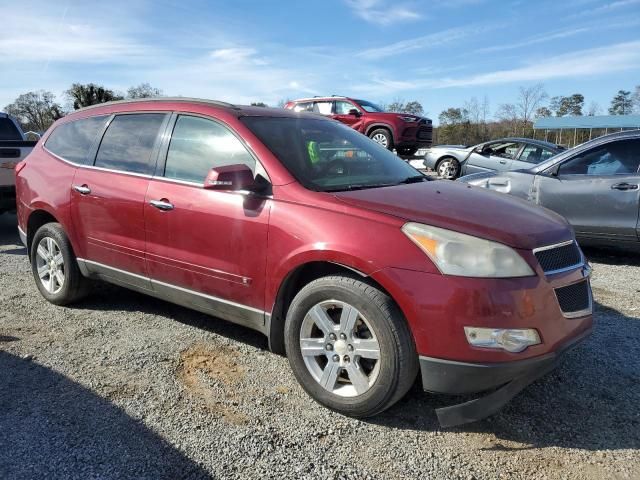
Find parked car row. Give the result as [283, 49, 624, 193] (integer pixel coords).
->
[0, 113, 38, 215]
[15, 98, 592, 427]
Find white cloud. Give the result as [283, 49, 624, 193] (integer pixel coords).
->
[344, 0, 422, 25]
[571, 0, 640, 17]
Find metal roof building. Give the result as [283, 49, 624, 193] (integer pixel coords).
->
[533, 115, 640, 146]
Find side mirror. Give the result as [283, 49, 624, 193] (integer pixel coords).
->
[348, 108, 361, 117]
[204, 164, 259, 192]
[474, 146, 485, 154]
[545, 163, 561, 177]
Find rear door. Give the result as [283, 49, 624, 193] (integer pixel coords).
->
[70, 113, 168, 285]
[144, 114, 270, 328]
[535, 138, 640, 241]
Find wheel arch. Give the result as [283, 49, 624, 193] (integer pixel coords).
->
[267, 261, 398, 355]
[364, 123, 396, 142]
[26, 208, 60, 260]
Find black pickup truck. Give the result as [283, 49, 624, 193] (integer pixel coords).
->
[0, 113, 38, 214]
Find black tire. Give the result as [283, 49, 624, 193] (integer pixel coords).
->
[284, 275, 418, 418]
[397, 146, 419, 158]
[30, 222, 90, 305]
[435, 156, 460, 180]
[368, 128, 393, 151]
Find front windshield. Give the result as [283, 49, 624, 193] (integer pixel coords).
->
[354, 99, 385, 113]
[240, 116, 424, 192]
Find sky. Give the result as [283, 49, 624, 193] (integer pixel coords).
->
[1, 0, 639, 123]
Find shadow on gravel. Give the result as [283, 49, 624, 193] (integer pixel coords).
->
[0, 351, 211, 480]
[0, 213, 23, 249]
[582, 246, 640, 266]
[368, 300, 640, 452]
[75, 284, 269, 351]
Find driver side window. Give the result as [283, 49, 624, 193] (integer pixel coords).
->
[335, 101, 357, 115]
[558, 140, 640, 176]
[164, 115, 255, 184]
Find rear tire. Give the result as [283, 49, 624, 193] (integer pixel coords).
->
[369, 128, 393, 151]
[284, 275, 418, 418]
[30, 222, 90, 305]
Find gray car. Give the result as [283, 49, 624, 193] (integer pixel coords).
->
[423, 137, 564, 180]
[460, 130, 640, 250]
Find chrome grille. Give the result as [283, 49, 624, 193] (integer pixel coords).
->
[534, 241, 582, 275]
[554, 280, 591, 318]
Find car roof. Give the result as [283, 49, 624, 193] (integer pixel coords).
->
[70, 97, 328, 120]
[290, 96, 349, 102]
[484, 137, 563, 150]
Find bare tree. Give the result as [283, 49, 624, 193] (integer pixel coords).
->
[276, 98, 291, 108]
[516, 84, 548, 125]
[4, 90, 64, 131]
[587, 101, 601, 116]
[496, 103, 519, 135]
[127, 83, 163, 99]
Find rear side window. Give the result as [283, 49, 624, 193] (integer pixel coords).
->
[0, 118, 21, 140]
[164, 115, 255, 183]
[559, 139, 640, 176]
[45, 115, 109, 164]
[95, 114, 166, 174]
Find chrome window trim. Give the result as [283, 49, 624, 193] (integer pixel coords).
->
[532, 239, 585, 276]
[554, 278, 593, 319]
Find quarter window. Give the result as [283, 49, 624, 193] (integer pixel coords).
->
[519, 145, 555, 164]
[164, 115, 255, 184]
[94, 114, 166, 174]
[559, 139, 640, 176]
[45, 115, 109, 164]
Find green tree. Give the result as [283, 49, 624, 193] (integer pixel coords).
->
[633, 85, 640, 113]
[550, 94, 583, 116]
[403, 101, 424, 116]
[609, 90, 633, 115]
[127, 83, 163, 99]
[4, 90, 64, 132]
[66, 83, 124, 110]
[535, 106, 552, 118]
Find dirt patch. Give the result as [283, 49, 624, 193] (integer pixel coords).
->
[177, 342, 248, 425]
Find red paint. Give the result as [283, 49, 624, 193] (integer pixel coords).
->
[16, 99, 591, 366]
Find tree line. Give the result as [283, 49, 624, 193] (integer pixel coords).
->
[4, 83, 163, 132]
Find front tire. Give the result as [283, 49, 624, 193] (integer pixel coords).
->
[436, 156, 460, 180]
[369, 128, 393, 151]
[284, 275, 418, 418]
[30, 222, 90, 305]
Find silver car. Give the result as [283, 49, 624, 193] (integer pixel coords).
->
[423, 138, 564, 180]
[460, 130, 640, 250]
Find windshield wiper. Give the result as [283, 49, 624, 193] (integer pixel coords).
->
[397, 174, 429, 184]
[323, 183, 396, 192]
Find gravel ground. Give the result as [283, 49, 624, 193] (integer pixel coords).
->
[0, 212, 638, 480]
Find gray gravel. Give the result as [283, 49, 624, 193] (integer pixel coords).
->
[0, 212, 638, 480]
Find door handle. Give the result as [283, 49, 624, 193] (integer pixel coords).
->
[150, 199, 174, 211]
[499, 160, 507, 164]
[611, 183, 639, 191]
[72, 184, 91, 195]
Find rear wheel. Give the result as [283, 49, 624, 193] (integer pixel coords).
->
[30, 222, 90, 305]
[436, 156, 460, 180]
[284, 275, 418, 417]
[369, 129, 393, 151]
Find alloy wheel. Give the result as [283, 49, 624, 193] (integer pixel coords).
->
[438, 159, 458, 179]
[299, 300, 381, 397]
[371, 133, 389, 148]
[35, 237, 65, 294]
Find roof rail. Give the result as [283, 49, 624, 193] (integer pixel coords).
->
[74, 97, 238, 113]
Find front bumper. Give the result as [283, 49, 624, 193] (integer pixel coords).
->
[422, 328, 591, 427]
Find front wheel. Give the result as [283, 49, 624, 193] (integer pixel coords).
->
[284, 275, 418, 418]
[436, 157, 460, 180]
[369, 129, 393, 151]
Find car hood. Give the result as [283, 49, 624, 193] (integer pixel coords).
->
[333, 180, 571, 250]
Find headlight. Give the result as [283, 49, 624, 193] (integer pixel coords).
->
[399, 116, 418, 122]
[464, 327, 540, 353]
[402, 223, 534, 277]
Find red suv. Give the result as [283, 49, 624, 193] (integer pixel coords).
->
[15, 98, 592, 426]
[284, 96, 432, 157]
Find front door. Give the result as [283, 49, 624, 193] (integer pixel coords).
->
[465, 141, 524, 175]
[333, 100, 363, 129]
[144, 114, 270, 329]
[70, 113, 168, 284]
[535, 138, 640, 241]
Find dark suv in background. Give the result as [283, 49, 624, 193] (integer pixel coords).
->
[285, 96, 432, 157]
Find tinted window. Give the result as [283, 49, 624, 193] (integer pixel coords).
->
[559, 139, 640, 176]
[45, 115, 108, 163]
[95, 114, 166, 174]
[0, 118, 21, 140]
[241, 117, 420, 192]
[164, 115, 255, 183]
[519, 145, 556, 164]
